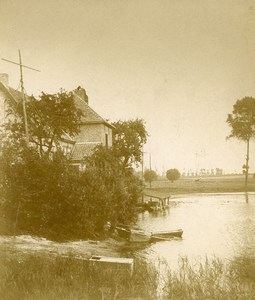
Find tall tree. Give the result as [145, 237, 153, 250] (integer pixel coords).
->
[227, 97, 255, 191]
[112, 119, 148, 168]
[4, 90, 83, 157]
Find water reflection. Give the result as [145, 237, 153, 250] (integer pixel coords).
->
[245, 192, 249, 203]
[135, 193, 255, 266]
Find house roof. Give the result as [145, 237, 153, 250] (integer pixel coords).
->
[70, 142, 99, 161]
[0, 82, 23, 108]
[73, 88, 114, 129]
[0, 82, 114, 128]
[60, 133, 75, 144]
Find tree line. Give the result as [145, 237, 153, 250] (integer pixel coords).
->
[0, 91, 147, 240]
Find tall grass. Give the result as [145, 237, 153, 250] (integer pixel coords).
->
[0, 251, 254, 300]
[0, 251, 158, 300]
[163, 256, 255, 300]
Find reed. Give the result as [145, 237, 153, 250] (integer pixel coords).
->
[164, 256, 255, 300]
[0, 251, 254, 300]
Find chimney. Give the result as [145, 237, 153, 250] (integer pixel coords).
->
[74, 86, 88, 104]
[0, 73, 9, 87]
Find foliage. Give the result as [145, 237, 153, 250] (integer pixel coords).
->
[82, 145, 143, 231]
[0, 143, 143, 240]
[144, 169, 157, 183]
[166, 168, 181, 182]
[0, 142, 84, 240]
[0, 144, 143, 239]
[226, 97, 255, 141]
[4, 90, 83, 157]
[112, 118, 148, 168]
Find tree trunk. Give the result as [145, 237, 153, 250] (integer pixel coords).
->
[244, 138, 250, 193]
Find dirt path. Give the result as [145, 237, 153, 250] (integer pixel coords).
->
[0, 235, 125, 259]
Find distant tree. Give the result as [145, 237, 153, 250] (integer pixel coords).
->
[4, 90, 83, 157]
[227, 97, 255, 191]
[143, 169, 157, 188]
[112, 119, 148, 168]
[215, 168, 223, 176]
[166, 168, 181, 183]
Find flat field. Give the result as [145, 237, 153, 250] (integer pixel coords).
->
[147, 174, 255, 195]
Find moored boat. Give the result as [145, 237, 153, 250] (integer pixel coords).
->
[116, 227, 151, 243]
[116, 226, 183, 243]
[150, 229, 183, 242]
[116, 226, 131, 240]
[129, 229, 151, 243]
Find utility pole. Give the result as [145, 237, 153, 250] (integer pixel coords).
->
[2, 50, 40, 145]
[141, 151, 144, 181]
[141, 150, 144, 203]
[149, 153, 152, 189]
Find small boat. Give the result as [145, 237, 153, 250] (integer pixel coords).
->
[116, 226, 150, 243]
[150, 229, 183, 242]
[116, 226, 183, 243]
[116, 226, 131, 240]
[129, 229, 151, 243]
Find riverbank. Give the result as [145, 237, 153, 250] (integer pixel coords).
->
[147, 174, 255, 195]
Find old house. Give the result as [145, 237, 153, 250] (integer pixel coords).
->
[0, 73, 114, 167]
[71, 86, 114, 168]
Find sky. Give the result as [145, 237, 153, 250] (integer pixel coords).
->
[1, 0, 255, 174]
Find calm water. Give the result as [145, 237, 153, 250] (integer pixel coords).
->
[135, 193, 255, 266]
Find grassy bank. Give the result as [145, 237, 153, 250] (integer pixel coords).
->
[0, 249, 254, 300]
[147, 174, 255, 195]
[0, 250, 158, 300]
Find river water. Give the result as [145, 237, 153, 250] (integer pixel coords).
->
[135, 193, 255, 267]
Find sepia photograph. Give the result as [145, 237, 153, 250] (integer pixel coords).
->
[0, 0, 255, 299]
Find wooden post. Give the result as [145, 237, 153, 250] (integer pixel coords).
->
[244, 138, 250, 193]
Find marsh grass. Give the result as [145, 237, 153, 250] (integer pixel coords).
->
[164, 256, 255, 300]
[0, 251, 254, 300]
[0, 251, 158, 300]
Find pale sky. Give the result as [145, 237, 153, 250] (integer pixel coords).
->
[1, 0, 255, 174]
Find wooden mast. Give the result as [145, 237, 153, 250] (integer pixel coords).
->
[2, 50, 40, 145]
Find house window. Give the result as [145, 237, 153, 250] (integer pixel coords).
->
[105, 133, 108, 148]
